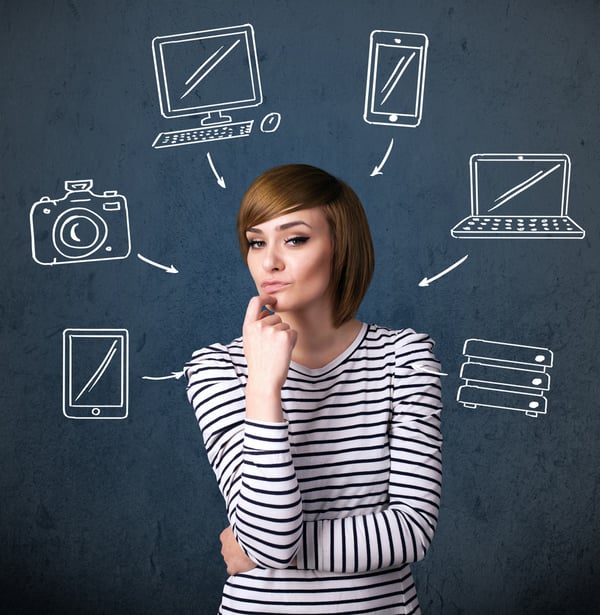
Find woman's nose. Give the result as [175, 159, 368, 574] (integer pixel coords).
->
[262, 245, 283, 271]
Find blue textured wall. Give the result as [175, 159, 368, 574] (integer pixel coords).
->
[1, 1, 599, 613]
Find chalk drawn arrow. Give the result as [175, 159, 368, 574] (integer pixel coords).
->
[410, 363, 449, 376]
[419, 254, 468, 287]
[137, 253, 179, 274]
[207, 152, 226, 189]
[142, 371, 185, 381]
[370, 138, 394, 176]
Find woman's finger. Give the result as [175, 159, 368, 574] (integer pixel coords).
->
[244, 295, 277, 325]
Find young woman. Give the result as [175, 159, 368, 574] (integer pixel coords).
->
[185, 164, 443, 614]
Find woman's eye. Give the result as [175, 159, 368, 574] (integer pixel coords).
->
[247, 239, 265, 249]
[285, 236, 309, 246]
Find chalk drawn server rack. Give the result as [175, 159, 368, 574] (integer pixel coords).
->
[456, 339, 553, 418]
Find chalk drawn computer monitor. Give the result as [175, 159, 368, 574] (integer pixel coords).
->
[152, 24, 263, 148]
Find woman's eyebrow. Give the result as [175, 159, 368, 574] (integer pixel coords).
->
[246, 221, 313, 234]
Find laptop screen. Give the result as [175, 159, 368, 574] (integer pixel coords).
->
[473, 156, 569, 217]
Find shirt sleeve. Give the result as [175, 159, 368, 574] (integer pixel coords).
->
[184, 345, 303, 569]
[295, 330, 443, 573]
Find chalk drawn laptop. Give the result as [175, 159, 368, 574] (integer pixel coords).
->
[451, 153, 585, 239]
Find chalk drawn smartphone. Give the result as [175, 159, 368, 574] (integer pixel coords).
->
[364, 30, 429, 127]
[63, 329, 129, 419]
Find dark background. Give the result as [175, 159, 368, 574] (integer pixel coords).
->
[1, 1, 599, 613]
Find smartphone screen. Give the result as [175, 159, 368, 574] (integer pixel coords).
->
[364, 31, 428, 127]
[63, 329, 129, 419]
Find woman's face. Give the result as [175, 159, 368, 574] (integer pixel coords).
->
[245, 207, 334, 318]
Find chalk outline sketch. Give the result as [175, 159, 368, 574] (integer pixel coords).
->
[419, 254, 468, 287]
[136, 253, 178, 273]
[456, 338, 553, 418]
[371, 138, 394, 176]
[151, 23, 265, 148]
[30, 180, 131, 266]
[63, 328, 129, 420]
[259, 112, 281, 133]
[364, 30, 429, 128]
[451, 153, 586, 239]
[206, 152, 226, 188]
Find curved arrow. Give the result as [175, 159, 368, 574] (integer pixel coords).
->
[137, 253, 178, 274]
[410, 363, 448, 376]
[419, 254, 468, 287]
[141, 371, 185, 381]
[370, 138, 394, 176]
[207, 152, 226, 189]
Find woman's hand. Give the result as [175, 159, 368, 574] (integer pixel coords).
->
[243, 296, 297, 421]
[220, 526, 256, 575]
[243, 295, 297, 390]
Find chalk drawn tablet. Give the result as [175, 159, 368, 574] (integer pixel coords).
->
[63, 329, 129, 419]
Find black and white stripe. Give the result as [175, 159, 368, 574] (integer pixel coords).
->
[185, 324, 443, 614]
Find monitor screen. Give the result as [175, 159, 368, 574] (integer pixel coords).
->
[152, 24, 262, 119]
[473, 157, 569, 217]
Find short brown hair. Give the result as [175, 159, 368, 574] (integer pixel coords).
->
[237, 164, 374, 327]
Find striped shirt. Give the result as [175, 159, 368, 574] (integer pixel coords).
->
[185, 323, 443, 614]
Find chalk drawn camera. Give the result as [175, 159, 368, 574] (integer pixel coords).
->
[30, 180, 131, 265]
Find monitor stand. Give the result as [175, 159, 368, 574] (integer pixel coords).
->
[200, 111, 233, 126]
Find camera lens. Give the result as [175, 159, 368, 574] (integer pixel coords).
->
[53, 208, 108, 260]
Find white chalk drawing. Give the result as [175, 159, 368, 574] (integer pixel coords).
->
[456, 339, 553, 418]
[206, 152, 226, 188]
[451, 153, 586, 239]
[259, 112, 281, 133]
[141, 371, 185, 381]
[151, 23, 264, 149]
[370, 138, 394, 176]
[410, 363, 448, 377]
[63, 329, 129, 419]
[30, 180, 131, 266]
[419, 254, 468, 287]
[364, 30, 429, 128]
[136, 253, 178, 274]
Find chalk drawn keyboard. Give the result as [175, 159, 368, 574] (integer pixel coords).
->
[452, 216, 584, 238]
[152, 120, 254, 148]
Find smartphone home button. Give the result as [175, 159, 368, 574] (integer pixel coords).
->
[389, 114, 399, 122]
[91, 407, 101, 416]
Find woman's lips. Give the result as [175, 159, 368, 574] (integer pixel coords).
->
[261, 281, 290, 294]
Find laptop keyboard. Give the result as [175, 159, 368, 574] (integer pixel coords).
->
[455, 216, 581, 234]
[152, 120, 254, 148]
